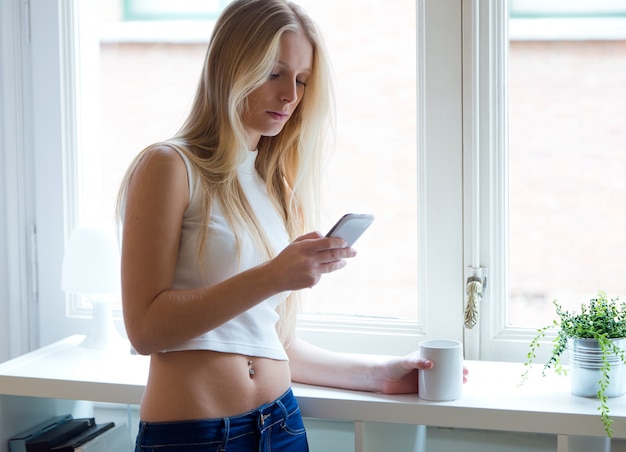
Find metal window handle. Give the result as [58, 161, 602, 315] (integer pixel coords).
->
[464, 277, 483, 329]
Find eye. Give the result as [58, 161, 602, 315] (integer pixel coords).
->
[296, 79, 307, 88]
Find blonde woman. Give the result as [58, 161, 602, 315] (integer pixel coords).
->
[119, 1, 455, 450]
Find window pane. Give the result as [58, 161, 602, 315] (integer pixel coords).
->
[294, 2, 418, 320]
[510, 0, 626, 18]
[508, 33, 626, 325]
[82, 0, 418, 322]
[124, 0, 227, 20]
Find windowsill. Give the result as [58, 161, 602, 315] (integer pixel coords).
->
[0, 336, 625, 439]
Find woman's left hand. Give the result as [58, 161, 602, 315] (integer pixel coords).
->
[380, 351, 469, 395]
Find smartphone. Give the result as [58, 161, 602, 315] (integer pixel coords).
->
[325, 213, 374, 247]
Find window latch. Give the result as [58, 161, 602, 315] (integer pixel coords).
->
[465, 269, 486, 329]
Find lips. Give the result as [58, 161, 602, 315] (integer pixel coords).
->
[267, 111, 288, 121]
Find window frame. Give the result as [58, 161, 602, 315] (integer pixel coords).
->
[0, 0, 37, 359]
[468, 0, 626, 363]
[464, 0, 551, 362]
[28, 0, 88, 347]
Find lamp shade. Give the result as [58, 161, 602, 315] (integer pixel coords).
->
[61, 226, 121, 295]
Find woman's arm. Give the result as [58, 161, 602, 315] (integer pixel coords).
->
[121, 147, 356, 355]
[287, 337, 443, 394]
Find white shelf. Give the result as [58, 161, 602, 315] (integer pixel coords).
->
[1, 335, 625, 440]
[0, 336, 148, 404]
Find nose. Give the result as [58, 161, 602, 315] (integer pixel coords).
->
[280, 79, 298, 104]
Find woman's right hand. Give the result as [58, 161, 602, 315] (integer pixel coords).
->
[270, 231, 357, 291]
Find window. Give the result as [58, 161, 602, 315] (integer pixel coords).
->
[508, 5, 626, 320]
[77, 0, 465, 354]
[507, 39, 626, 327]
[89, 0, 421, 323]
[292, 2, 419, 322]
[10, 0, 626, 364]
[24, 0, 465, 354]
[476, 0, 626, 362]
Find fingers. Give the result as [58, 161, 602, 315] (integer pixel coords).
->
[295, 232, 351, 250]
[417, 358, 434, 370]
[320, 243, 357, 263]
[292, 235, 357, 267]
[293, 231, 323, 242]
[318, 255, 348, 274]
[392, 355, 433, 375]
[414, 360, 469, 374]
[401, 357, 432, 372]
[273, 234, 357, 291]
[301, 243, 354, 282]
[415, 360, 469, 384]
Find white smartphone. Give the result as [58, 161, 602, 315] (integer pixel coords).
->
[325, 213, 374, 247]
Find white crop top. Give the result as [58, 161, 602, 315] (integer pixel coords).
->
[163, 148, 290, 360]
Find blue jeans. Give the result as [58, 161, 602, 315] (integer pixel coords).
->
[134, 388, 309, 451]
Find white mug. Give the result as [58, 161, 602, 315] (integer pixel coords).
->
[418, 339, 463, 401]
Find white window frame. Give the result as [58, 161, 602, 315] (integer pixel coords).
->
[461, 0, 548, 362]
[27, 0, 88, 347]
[463, 0, 626, 363]
[467, 0, 520, 362]
[0, 0, 37, 359]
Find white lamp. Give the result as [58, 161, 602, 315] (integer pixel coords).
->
[61, 226, 128, 351]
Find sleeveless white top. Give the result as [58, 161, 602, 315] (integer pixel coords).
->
[163, 148, 290, 360]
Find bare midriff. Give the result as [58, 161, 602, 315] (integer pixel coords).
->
[139, 350, 292, 422]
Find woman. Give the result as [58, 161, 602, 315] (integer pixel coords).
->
[118, 1, 457, 450]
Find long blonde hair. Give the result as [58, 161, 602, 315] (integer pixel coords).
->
[117, 0, 335, 346]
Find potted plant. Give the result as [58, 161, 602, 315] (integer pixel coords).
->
[520, 290, 626, 437]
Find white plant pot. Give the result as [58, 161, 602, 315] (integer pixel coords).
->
[568, 338, 626, 398]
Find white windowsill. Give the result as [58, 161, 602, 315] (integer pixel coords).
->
[0, 335, 625, 440]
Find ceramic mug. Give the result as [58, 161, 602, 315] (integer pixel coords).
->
[418, 339, 463, 401]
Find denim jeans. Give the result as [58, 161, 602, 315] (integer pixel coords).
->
[134, 388, 309, 451]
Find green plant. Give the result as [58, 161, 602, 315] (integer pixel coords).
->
[520, 290, 626, 437]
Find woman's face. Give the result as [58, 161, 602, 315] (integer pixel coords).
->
[242, 31, 313, 150]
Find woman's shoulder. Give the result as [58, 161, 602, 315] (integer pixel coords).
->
[133, 143, 193, 182]
[129, 143, 191, 197]
[145, 142, 201, 204]
[140, 142, 190, 167]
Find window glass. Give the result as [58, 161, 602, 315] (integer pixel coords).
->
[123, 0, 229, 20]
[294, 1, 418, 320]
[81, 0, 418, 321]
[509, 0, 626, 18]
[507, 12, 626, 326]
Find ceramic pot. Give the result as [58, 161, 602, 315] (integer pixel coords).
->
[568, 338, 626, 398]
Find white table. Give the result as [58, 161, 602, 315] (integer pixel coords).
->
[0, 336, 623, 451]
